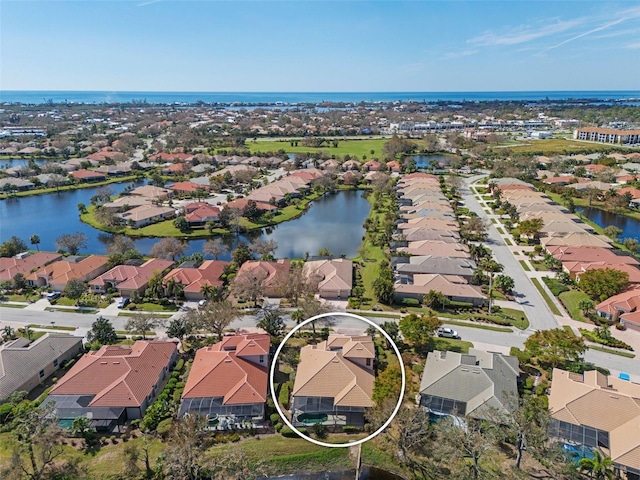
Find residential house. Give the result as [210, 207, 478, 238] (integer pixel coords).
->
[0, 177, 35, 191]
[184, 202, 221, 227]
[393, 256, 476, 282]
[595, 287, 640, 331]
[549, 368, 640, 478]
[163, 260, 230, 301]
[394, 273, 485, 306]
[225, 198, 278, 213]
[291, 335, 375, 427]
[70, 169, 107, 182]
[0, 333, 83, 401]
[89, 258, 174, 297]
[233, 260, 291, 297]
[128, 185, 172, 201]
[27, 255, 109, 290]
[302, 259, 353, 299]
[179, 334, 270, 428]
[396, 240, 470, 258]
[0, 252, 62, 283]
[541, 233, 613, 249]
[43, 341, 178, 431]
[418, 349, 519, 421]
[118, 205, 176, 228]
[169, 181, 210, 196]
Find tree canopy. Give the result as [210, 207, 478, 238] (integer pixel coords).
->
[579, 268, 629, 301]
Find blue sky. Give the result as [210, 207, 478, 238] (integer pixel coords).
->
[1, 0, 639, 92]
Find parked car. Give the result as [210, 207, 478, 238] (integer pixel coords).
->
[198, 299, 207, 307]
[47, 291, 62, 301]
[117, 297, 130, 309]
[437, 327, 460, 339]
[179, 305, 191, 312]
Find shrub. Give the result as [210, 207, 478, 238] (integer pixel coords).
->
[110, 435, 117, 444]
[281, 427, 307, 437]
[120, 434, 127, 442]
[171, 371, 180, 379]
[175, 359, 184, 371]
[400, 298, 420, 307]
[270, 413, 281, 425]
[279, 382, 291, 409]
[173, 391, 182, 403]
[156, 418, 173, 437]
[342, 425, 360, 434]
[411, 364, 423, 374]
[274, 422, 283, 432]
[312, 423, 327, 439]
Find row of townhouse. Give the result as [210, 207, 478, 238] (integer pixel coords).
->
[391, 173, 485, 306]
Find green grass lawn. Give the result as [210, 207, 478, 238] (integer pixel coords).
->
[504, 237, 513, 246]
[45, 307, 98, 314]
[440, 319, 512, 333]
[27, 324, 77, 331]
[246, 138, 388, 159]
[587, 345, 636, 358]
[559, 289, 593, 323]
[432, 337, 473, 354]
[531, 278, 562, 315]
[500, 307, 530, 330]
[126, 302, 178, 312]
[0, 303, 26, 309]
[518, 260, 531, 272]
[497, 139, 628, 155]
[530, 260, 551, 272]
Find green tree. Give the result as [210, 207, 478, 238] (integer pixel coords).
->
[579, 268, 629, 301]
[185, 300, 239, 341]
[77, 202, 87, 214]
[125, 313, 165, 340]
[256, 306, 286, 338]
[399, 312, 440, 349]
[165, 317, 192, 342]
[524, 328, 586, 370]
[379, 321, 400, 349]
[494, 274, 515, 294]
[87, 316, 118, 345]
[518, 217, 544, 244]
[29, 234, 40, 252]
[603, 225, 623, 242]
[63, 278, 86, 301]
[372, 364, 403, 406]
[0, 236, 28, 257]
[231, 241, 253, 268]
[173, 216, 190, 233]
[579, 299, 595, 317]
[71, 415, 97, 446]
[423, 290, 450, 310]
[623, 237, 639, 254]
[578, 449, 615, 479]
[373, 260, 395, 305]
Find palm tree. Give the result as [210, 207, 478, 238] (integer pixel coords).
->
[480, 259, 503, 313]
[578, 450, 615, 479]
[291, 309, 304, 325]
[30, 234, 40, 252]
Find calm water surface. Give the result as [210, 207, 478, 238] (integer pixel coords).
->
[577, 206, 640, 241]
[0, 188, 369, 259]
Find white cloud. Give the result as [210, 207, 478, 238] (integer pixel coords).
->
[626, 41, 640, 49]
[468, 19, 581, 47]
[442, 49, 479, 59]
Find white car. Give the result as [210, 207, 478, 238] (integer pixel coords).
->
[437, 327, 460, 339]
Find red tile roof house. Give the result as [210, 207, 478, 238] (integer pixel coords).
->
[118, 205, 176, 229]
[163, 162, 191, 175]
[184, 202, 221, 227]
[169, 181, 210, 197]
[149, 152, 194, 162]
[362, 160, 382, 171]
[163, 260, 230, 301]
[291, 335, 375, 428]
[70, 169, 107, 182]
[89, 258, 174, 297]
[303, 259, 353, 299]
[233, 260, 291, 298]
[386, 160, 402, 173]
[0, 252, 62, 283]
[43, 341, 178, 431]
[26, 255, 110, 291]
[226, 198, 278, 213]
[595, 287, 640, 331]
[179, 334, 270, 428]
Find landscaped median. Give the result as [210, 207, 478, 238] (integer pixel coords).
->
[531, 278, 562, 316]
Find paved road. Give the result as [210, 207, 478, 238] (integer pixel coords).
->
[461, 175, 561, 331]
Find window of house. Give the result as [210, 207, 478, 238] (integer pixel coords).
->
[39, 370, 45, 378]
[366, 358, 371, 366]
[259, 355, 264, 363]
[53, 359, 58, 367]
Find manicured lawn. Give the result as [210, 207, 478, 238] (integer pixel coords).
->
[6, 294, 30, 302]
[491, 218, 498, 224]
[27, 324, 77, 331]
[45, 307, 98, 314]
[118, 312, 174, 318]
[499, 139, 627, 155]
[126, 302, 178, 312]
[496, 227, 505, 234]
[432, 337, 473, 354]
[0, 303, 26, 309]
[246, 138, 388, 158]
[559, 289, 593, 323]
[504, 237, 513, 245]
[531, 278, 562, 315]
[587, 345, 636, 358]
[500, 307, 530, 330]
[518, 260, 531, 272]
[530, 260, 551, 272]
[441, 319, 512, 333]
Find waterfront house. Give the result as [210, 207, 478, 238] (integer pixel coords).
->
[183, 202, 221, 227]
[70, 169, 107, 182]
[394, 273, 485, 306]
[302, 258, 353, 299]
[43, 341, 178, 431]
[291, 335, 374, 428]
[179, 334, 269, 428]
[0, 252, 62, 283]
[118, 205, 176, 228]
[393, 256, 476, 282]
[27, 255, 109, 291]
[0, 333, 83, 401]
[128, 185, 172, 201]
[233, 259, 291, 298]
[163, 260, 230, 301]
[0, 177, 35, 191]
[418, 349, 519, 421]
[549, 368, 640, 478]
[89, 258, 174, 297]
[168, 181, 210, 197]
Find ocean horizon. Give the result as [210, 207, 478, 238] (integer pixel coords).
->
[1, 90, 640, 105]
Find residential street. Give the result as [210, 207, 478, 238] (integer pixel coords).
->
[461, 175, 562, 331]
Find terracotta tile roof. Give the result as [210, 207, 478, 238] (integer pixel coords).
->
[89, 258, 174, 291]
[26, 255, 109, 285]
[292, 335, 374, 408]
[548, 246, 635, 264]
[149, 152, 194, 162]
[0, 252, 62, 282]
[169, 181, 209, 193]
[50, 341, 177, 407]
[225, 198, 278, 211]
[163, 260, 230, 293]
[303, 259, 353, 293]
[181, 334, 269, 405]
[184, 203, 221, 223]
[617, 187, 640, 199]
[70, 169, 106, 180]
[596, 286, 640, 315]
[235, 259, 291, 289]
